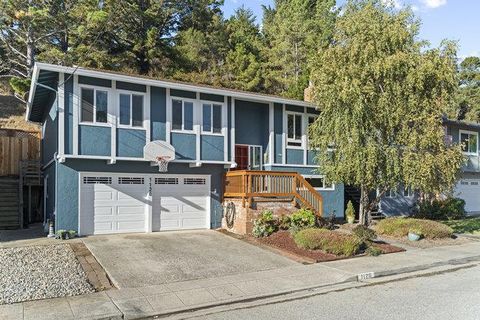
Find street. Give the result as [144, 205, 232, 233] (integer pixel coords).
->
[191, 265, 480, 320]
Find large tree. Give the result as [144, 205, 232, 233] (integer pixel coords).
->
[309, 0, 465, 224]
[455, 56, 480, 122]
[262, 0, 336, 99]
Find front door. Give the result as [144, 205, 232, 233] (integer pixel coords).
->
[235, 145, 262, 170]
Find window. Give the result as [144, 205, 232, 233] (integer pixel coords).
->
[304, 176, 334, 190]
[184, 177, 206, 185]
[202, 103, 222, 134]
[80, 88, 108, 124]
[287, 113, 303, 147]
[83, 176, 111, 184]
[460, 131, 478, 154]
[155, 177, 178, 185]
[172, 99, 193, 131]
[403, 187, 413, 197]
[119, 93, 144, 127]
[118, 177, 144, 184]
[385, 188, 396, 198]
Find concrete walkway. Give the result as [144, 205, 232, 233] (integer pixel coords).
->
[2, 241, 480, 320]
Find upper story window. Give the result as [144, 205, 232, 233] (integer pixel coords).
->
[172, 99, 193, 132]
[385, 188, 396, 198]
[202, 103, 222, 134]
[119, 93, 144, 127]
[403, 186, 413, 197]
[460, 130, 478, 154]
[80, 87, 108, 124]
[287, 113, 302, 147]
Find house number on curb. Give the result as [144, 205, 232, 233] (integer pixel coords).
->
[357, 272, 375, 281]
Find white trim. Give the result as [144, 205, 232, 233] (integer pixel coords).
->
[145, 85, 151, 144]
[58, 72, 65, 157]
[77, 172, 82, 235]
[264, 163, 319, 168]
[195, 93, 201, 162]
[223, 96, 228, 162]
[282, 104, 286, 164]
[231, 98, 236, 163]
[73, 74, 79, 155]
[111, 80, 117, 162]
[235, 144, 263, 170]
[285, 111, 304, 149]
[170, 96, 196, 134]
[459, 129, 479, 155]
[166, 88, 171, 144]
[268, 102, 274, 166]
[303, 113, 308, 165]
[78, 84, 111, 125]
[201, 101, 225, 135]
[59, 154, 233, 165]
[33, 62, 313, 108]
[26, 64, 40, 121]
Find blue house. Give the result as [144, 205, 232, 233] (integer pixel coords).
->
[379, 118, 480, 217]
[27, 63, 344, 235]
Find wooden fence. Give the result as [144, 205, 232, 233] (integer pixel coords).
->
[0, 129, 41, 176]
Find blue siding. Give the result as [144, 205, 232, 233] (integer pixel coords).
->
[274, 103, 283, 164]
[64, 73, 73, 154]
[171, 133, 196, 160]
[56, 159, 226, 231]
[201, 135, 224, 161]
[447, 124, 480, 172]
[151, 86, 166, 141]
[286, 149, 303, 165]
[171, 89, 196, 99]
[44, 163, 56, 223]
[286, 104, 304, 113]
[117, 129, 146, 157]
[79, 125, 111, 156]
[116, 81, 146, 92]
[265, 165, 344, 218]
[78, 76, 111, 87]
[235, 100, 269, 150]
[380, 189, 418, 217]
[200, 93, 224, 102]
[42, 99, 58, 165]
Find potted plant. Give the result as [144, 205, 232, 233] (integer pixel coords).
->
[345, 201, 356, 224]
[408, 228, 423, 241]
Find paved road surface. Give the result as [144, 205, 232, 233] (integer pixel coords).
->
[192, 265, 480, 320]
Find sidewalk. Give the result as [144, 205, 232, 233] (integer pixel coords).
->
[2, 241, 480, 320]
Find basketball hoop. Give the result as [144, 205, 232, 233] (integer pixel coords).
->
[144, 140, 176, 172]
[156, 156, 171, 172]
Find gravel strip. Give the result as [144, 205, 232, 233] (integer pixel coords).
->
[0, 244, 94, 304]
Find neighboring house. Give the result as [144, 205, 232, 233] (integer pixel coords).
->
[27, 63, 344, 235]
[379, 118, 480, 217]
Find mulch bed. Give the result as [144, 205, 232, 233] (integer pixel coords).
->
[245, 230, 405, 263]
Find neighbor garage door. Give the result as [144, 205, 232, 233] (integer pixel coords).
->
[79, 173, 210, 235]
[455, 179, 480, 214]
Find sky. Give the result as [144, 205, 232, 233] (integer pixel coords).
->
[222, 0, 480, 59]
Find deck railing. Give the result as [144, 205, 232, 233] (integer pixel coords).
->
[224, 170, 323, 216]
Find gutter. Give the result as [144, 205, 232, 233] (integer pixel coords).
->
[25, 64, 39, 122]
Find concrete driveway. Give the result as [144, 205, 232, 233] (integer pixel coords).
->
[82, 230, 296, 288]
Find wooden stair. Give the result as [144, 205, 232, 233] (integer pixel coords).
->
[0, 177, 20, 229]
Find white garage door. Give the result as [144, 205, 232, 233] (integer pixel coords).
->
[80, 175, 147, 235]
[152, 176, 210, 231]
[79, 173, 210, 235]
[455, 179, 480, 214]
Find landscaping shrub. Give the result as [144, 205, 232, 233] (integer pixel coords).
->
[315, 212, 336, 230]
[252, 210, 278, 238]
[365, 246, 382, 256]
[278, 215, 291, 230]
[352, 225, 377, 243]
[345, 200, 356, 223]
[290, 208, 316, 233]
[415, 198, 466, 221]
[294, 228, 362, 256]
[375, 217, 453, 239]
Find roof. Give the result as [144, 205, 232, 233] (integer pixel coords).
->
[443, 117, 480, 130]
[27, 63, 313, 123]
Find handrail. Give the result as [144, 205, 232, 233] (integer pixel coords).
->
[224, 170, 323, 216]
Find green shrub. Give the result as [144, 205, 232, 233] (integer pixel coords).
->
[376, 217, 453, 239]
[252, 210, 279, 238]
[366, 246, 382, 256]
[290, 208, 316, 233]
[345, 201, 355, 222]
[278, 215, 291, 230]
[415, 198, 466, 221]
[294, 228, 362, 256]
[352, 225, 377, 243]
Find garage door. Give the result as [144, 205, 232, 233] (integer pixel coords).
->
[79, 174, 210, 235]
[152, 176, 210, 231]
[455, 179, 480, 213]
[80, 175, 147, 235]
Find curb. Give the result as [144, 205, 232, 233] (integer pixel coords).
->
[129, 254, 480, 319]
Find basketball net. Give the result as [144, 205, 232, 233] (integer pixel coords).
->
[156, 156, 171, 172]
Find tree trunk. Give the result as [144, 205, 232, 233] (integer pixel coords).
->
[359, 186, 369, 226]
[26, 0, 35, 78]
